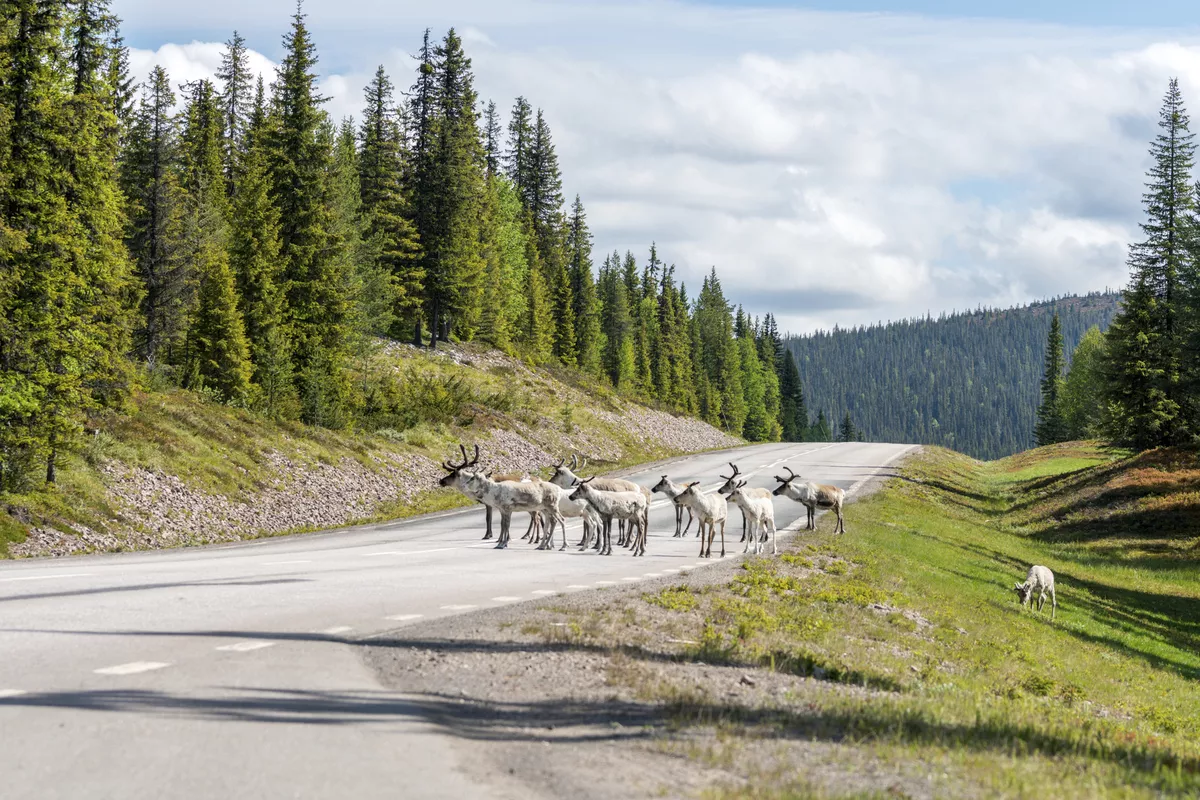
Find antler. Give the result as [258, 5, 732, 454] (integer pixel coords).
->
[579, 455, 588, 471]
[554, 455, 565, 468]
[783, 466, 797, 479]
[467, 444, 480, 468]
[736, 479, 747, 489]
[570, 453, 578, 469]
[728, 462, 742, 477]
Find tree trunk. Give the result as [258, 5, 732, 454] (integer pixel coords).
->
[429, 301, 440, 350]
[45, 437, 57, 485]
[412, 317, 423, 348]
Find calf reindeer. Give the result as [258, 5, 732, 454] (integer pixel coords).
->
[549, 454, 650, 541]
[568, 477, 649, 556]
[650, 475, 695, 537]
[727, 479, 778, 555]
[676, 481, 728, 559]
[772, 467, 846, 534]
[717, 462, 772, 543]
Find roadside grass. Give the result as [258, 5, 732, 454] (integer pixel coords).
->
[538, 443, 1200, 798]
[1, 338, 736, 557]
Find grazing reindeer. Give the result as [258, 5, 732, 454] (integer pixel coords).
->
[568, 477, 649, 556]
[650, 475, 695, 537]
[676, 481, 728, 559]
[717, 463, 773, 543]
[465, 471, 566, 550]
[438, 445, 537, 540]
[772, 467, 846, 534]
[727, 480, 777, 555]
[1014, 565, 1057, 620]
[549, 454, 650, 541]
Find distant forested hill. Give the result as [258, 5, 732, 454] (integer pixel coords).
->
[782, 292, 1122, 460]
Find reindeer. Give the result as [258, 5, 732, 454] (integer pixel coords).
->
[772, 467, 846, 534]
[568, 477, 649, 556]
[727, 480, 778, 555]
[465, 471, 566, 550]
[549, 454, 650, 543]
[716, 462, 773, 544]
[438, 445, 538, 540]
[650, 475, 696, 537]
[676, 481, 728, 559]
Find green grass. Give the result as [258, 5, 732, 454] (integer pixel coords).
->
[557, 443, 1200, 798]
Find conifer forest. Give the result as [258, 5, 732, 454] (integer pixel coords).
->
[0, 3, 811, 492]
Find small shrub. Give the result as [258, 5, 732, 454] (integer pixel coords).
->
[645, 585, 699, 612]
[1020, 674, 1056, 697]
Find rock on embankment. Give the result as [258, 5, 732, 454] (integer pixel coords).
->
[11, 403, 740, 558]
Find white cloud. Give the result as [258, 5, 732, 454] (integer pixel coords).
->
[116, 2, 1200, 332]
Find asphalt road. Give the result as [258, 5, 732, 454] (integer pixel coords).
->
[0, 441, 914, 800]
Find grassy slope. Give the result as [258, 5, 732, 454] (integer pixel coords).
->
[550, 443, 1200, 798]
[0, 340, 737, 557]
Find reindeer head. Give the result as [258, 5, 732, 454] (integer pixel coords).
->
[716, 462, 742, 495]
[549, 453, 587, 489]
[727, 479, 750, 504]
[1014, 582, 1032, 607]
[772, 466, 799, 497]
[650, 475, 673, 494]
[438, 444, 480, 489]
[678, 480, 702, 502]
[568, 475, 595, 502]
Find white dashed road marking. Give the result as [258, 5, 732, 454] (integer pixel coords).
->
[0, 573, 93, 583]
[594, 581, 616, 586]
[265, 560, 311, 565]
[385, 614, 424, 622]
[492, 596, 522, 602]
[94, 662, 171, 676]
[531, 590, 557, 596]
[0, 689, 27, 698]
[565, 585, 590, 590]
[320, 626, 353, 635]
[440, 604, 477, 611]
[643, 573, 662, 578]
[621, 577, 641, 582]
[216, 641, 276, 653]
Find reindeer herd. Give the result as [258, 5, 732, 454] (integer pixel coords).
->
[438, 445, 848, 558]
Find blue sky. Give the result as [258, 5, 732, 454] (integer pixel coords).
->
[113, 0, 1200, 332]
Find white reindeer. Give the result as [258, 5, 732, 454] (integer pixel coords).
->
[717, 462, 773, 544]
[549, 454, 650, 546]
[772, 467, 846, 534]
[676, 481, 728, 559]
[568, 477, 649, 556]
[650, 475, 695, 538]
[438, 445, 538, 540]
[464, 471, 566, 550]
[726, 480, 777, 555]
[1014, 565, 1057, 620]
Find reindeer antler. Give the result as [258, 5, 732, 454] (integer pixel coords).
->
[554, 455, 565, 468]
[783, 466, 797, 479]
[444, 444, 472, 472]
[570, 453, 578, 469]
[728, 462, 742, 476]
[736, 479, 747, 489]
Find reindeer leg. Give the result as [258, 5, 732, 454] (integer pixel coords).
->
[497, 511, 510, 549]
[483, 503, 493, 540]
[719, 520, 726, 558]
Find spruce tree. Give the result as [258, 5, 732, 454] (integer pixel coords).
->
[482, 99, 501, 178]
[694, 269, 745, 433]
[520, 215, 554, 364]
[839, 412, 857, 442]
[567, 195, 602, 374]
[777, 349, 809, 441]
[1061, 326, 1108, 440]
[1104, 78, 1196, 446]
[812, 409, 832, 442]
[504, 96, 533, 202]
[477, 175, 528, 350]
[1035, 313, 1069, 446]
[122, 65, 184, 365]
[598, 252, 636, 390]
[216, 30, 253, 194]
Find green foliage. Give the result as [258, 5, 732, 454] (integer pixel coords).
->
[1061, 325, 1108, 439]
[1035, 312, 1069, 445]
[785, 293, 1120, 458]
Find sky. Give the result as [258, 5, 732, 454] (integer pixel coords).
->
[110, 0, 1200, 334]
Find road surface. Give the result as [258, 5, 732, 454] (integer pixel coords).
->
[0, 441, 913, 799]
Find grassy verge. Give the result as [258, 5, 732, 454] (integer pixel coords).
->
[531, 443, 1200, 798]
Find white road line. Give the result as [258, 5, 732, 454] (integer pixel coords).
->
[265, 560, 311, 565]
[363, 547, 462, 557]
[492, 596, 522, 602]
[661, 569, 680, 574]
[0, 572, 93, 583]
[0, 689, 27, 698]
[385, 614, 424, 622]
[440, 604, 477, 611]
[565, 584, 590, 590]
[643, 573, 662, 578]
[594, 581, 616, 586]
[93, 661, 171, 676]
[320, 626, 353, 635]
[531, 590, 557, 596]
[216, 641, 275, 653]
[621, 577, 641, 582]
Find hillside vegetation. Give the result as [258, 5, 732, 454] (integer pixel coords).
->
[0, 340, 740, 558]
[785, 292, 1120, 459]
[511, 442, 1200, 798]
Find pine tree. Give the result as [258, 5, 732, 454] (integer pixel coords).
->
[1035, 313, 1069, 446]
[216, 30, 253, 194]
[1104, 78, 1196, 447]
[598, 252, 636, 390]
[812, 409, 832, 442]
[481, 99, 501, 178]
[1061, 326, 1108, 440]
[520, 215, 554, 364]
[504, 96, 532, 202]
[694, 269, 745, 433]
[476, 175, 528, 350]
[1104, 279, 1171, 448]
[839, 412, 857, 442]
[777, 349, 809, 441]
